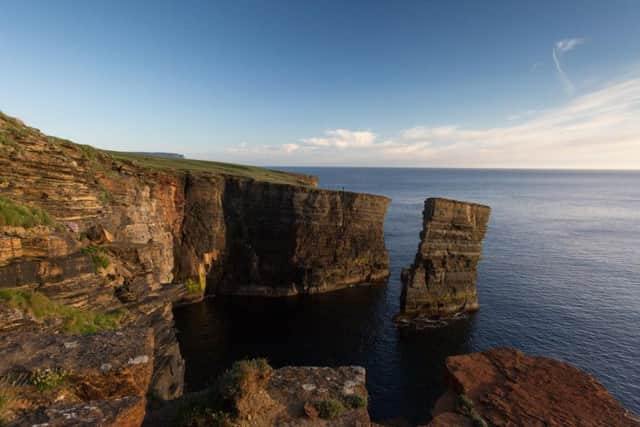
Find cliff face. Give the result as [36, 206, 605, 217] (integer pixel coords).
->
[398, 198, 490, 322]
[0, 112, 389, 422]
[427, 348, 640, 427]
[0, 113, 389, 301]
[218, 179, 390, 295]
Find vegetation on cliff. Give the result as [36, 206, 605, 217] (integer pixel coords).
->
[0, 110, 315, 187]
[80, 244, 111, 272]
[107, 151, 315, 186]
[0, 196, 53, 228]
[173, 358, 273, 426]
[0, 289, 124, 334]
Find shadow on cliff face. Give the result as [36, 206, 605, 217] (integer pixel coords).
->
[173, 284, 474, 425]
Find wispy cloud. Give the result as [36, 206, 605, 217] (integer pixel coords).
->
[208, 74, 640, 169]
[553, 38, 584, 95]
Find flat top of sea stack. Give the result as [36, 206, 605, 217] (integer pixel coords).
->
[425, 197, 491, 211]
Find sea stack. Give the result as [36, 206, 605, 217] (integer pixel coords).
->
[398, 197, 491, 323]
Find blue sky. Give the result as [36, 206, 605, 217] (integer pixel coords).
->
[1, 0, 639, 168]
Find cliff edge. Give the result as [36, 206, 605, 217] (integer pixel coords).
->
[0, 111, 389, 424]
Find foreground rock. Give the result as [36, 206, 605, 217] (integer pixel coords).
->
[0, 327, 154, 426]
[397, 198, 490, 324]
[428, 348, 640, 427]
[14, 397, 146, 427]
[146, 361, 370, 427]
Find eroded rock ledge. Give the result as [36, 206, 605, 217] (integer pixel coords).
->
[396, 198, 490, 325]
[427, 348, 640, 427]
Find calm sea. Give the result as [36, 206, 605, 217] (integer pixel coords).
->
[173, 168, 640, 424]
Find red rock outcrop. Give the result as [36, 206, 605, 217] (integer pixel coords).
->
[397, 198, 490, 323]
[428, 348, 640, 427]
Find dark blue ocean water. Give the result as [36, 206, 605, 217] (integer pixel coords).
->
[174, 168, 640, 424]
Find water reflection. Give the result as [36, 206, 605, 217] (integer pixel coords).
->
[174, 283, 473, 424]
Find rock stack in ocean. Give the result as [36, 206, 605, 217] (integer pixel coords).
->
[398, 198, 490, 323]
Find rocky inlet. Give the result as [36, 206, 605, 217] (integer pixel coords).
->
[1, 112, 638, 426]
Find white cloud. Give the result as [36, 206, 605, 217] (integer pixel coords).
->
[282, 143, 300, 153]
[553, 37, 584, 95]
[206, 74, 640, 169]
[301, 129, 376, 149]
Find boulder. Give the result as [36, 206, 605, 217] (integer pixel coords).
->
[427, 348, 640, 427]
[86, 225, 114, 244]
[0, 327, 154, 425]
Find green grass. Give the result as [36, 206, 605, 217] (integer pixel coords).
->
[315, 398, 346, 419]
[1, 110, 315, 187]
[107, 150, 315, 186]
[0, 196, 53, 228]
[174, 405, 231, 427]
[80, 245, 111, 271]
[457, 394, 488, 427]
[185, 278, 205, 294]
[0, 289, 124, 335]
[216, 358, 273, 401]
[344, 393, 367, 409]
[30, 368, 68, 391]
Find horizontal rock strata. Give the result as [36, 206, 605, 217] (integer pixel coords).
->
[0, 112, 389, 423]
[0, 112, 390, 303]
[398, 198, 490, 322]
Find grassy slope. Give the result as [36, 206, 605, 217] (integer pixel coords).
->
[0, 110, 315, 187]
[0, 196, 53, 228]
[0, 289, 124, 335]
[107, 150, 314, 186]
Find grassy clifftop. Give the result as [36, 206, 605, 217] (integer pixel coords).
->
[0, 111, 315, 187]
[107, 150, 315, 186]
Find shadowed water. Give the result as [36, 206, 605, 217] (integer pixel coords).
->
[174, 168, 640, 424]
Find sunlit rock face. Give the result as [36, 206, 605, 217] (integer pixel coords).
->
[0, 112, 390, 423]
[427, 348, 640, 427]
[398, 197, 491, 322]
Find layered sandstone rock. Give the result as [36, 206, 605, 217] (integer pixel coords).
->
[0, 327, 154, 426]
[398, 198, 490, 323]
[0, 112, 389, 304]
[0, 111, 389, 424]
[427, 348, 640, 427]
[217, 179, 390, 295]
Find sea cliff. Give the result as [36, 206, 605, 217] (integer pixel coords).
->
[0, 112, 389, 424]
